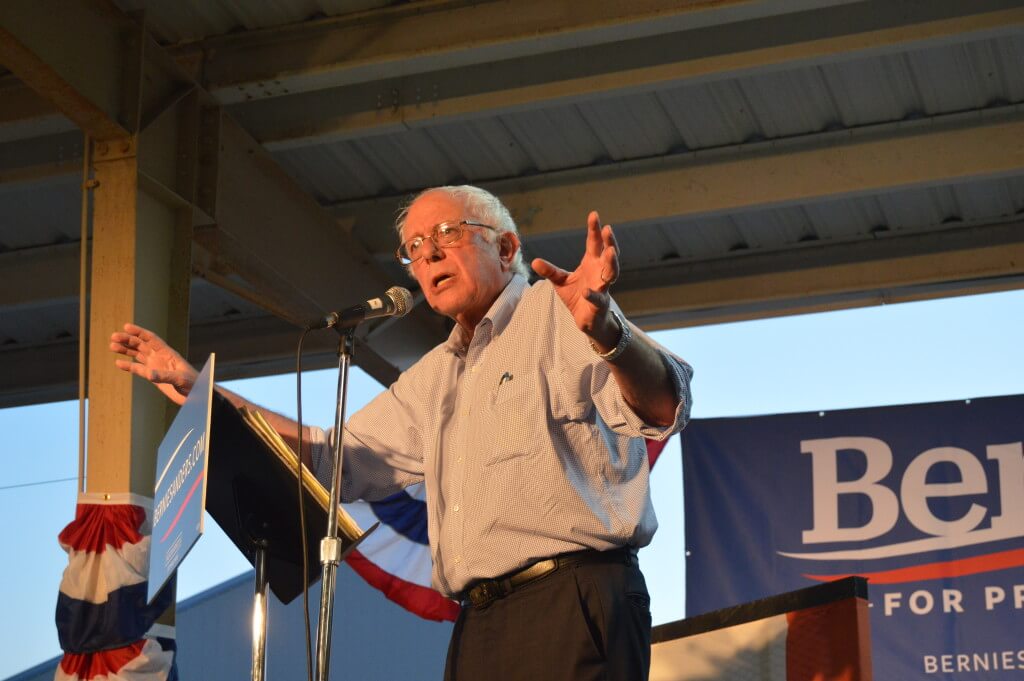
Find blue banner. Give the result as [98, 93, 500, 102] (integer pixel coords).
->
[682, 395, 1024, 678]
[149, 354, 215, 603]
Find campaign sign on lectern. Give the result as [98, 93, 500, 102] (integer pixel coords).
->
[148, 354, 215, 603]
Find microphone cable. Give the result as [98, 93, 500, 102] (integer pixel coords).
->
[295, 327, 314, 681]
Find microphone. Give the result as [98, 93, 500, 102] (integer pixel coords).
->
[309, 286, 414, 331]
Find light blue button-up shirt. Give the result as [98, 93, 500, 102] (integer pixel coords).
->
[310, 275, 693, 596]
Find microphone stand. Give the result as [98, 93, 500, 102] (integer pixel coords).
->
[314, 328, 354, 681]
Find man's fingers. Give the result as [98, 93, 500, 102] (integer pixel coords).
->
[601, 245, 619, 282]
[531, 257, 570, 284]
[603, 224, 618, 250]
[110, 331, 133, 346]
[111, 340, 142, 359]
[110, 332, 141, 349]
[596, 225, 619, 286]
[114, 358, 161, 383]
[110, 343, 140, 359]
[111, 330, 149, 358]
[119, 361, 154, 382]
[123, 322, 162, 348]
[586, 211, 603, 257]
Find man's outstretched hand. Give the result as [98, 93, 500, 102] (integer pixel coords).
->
[109, 323, 197, 405]
[531, 210, 621, 349]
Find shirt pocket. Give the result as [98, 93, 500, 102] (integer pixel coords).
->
[556, 364, 596, 422]
[490, 377, 529, 408]
[479, 379, 536, 466]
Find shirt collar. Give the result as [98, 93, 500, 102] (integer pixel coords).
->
[443, 274, 528, 354]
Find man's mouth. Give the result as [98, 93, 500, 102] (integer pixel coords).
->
[433, 273, 455, 289]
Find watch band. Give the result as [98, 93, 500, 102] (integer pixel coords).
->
[590, 309, 632, 362]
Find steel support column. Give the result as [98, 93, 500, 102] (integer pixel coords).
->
[85, 139, 193, 493]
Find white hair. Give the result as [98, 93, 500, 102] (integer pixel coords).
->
[395, 185, 529, 279]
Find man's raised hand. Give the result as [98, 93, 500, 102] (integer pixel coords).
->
[531, 210, 621, 347]
[109, 323, 197, 405]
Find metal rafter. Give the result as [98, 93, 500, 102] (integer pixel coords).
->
[174, 0, 862, 105]
[0, 0, 447, 386]
[0, 309, 406, 409]
[224, 0, 1024, 149]
[332, 107, 1024, 253]
[615, 221, 1024, 327]
[0, 0, 137, 139]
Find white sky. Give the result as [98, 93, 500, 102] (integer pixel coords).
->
[3, 288, 1023, 679]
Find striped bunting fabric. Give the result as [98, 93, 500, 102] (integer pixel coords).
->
[55, 492, 177, 681]
[342, 437, 670, 621]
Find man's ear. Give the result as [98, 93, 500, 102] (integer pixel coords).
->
[498, 231, 520, 270]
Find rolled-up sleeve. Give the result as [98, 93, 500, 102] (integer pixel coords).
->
[602, 347, 693, 440]
[552, 288, 693, 441]
[309, 371, 429, 503]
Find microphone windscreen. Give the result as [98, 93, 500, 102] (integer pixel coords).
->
[386, 286, 414, 317]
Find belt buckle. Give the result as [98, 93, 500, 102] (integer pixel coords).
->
[469, 581, 497, 607]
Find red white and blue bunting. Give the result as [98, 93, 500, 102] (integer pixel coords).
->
[55, 493, 177, 681]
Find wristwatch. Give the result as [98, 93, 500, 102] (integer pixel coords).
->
[590, 309, 632, 362]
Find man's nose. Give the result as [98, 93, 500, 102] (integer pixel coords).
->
[421, 237, 444, 260]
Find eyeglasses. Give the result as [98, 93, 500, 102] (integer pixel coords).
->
[395, 220, 496, 265]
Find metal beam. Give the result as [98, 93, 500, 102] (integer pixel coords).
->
[0, 76, 74, 143]
[616, 221, 1024, 328]
[85, 144, 194, 492]
[498, 111, 1024, 239]
[0, 338, 83, 409]
[226, 0, 1024, 149]
[0, 311, 399, 410]
[0, 242, 81, 308]
[0, 131, 82, 189]
[193, 109, 443, 371]
[0, 0, 447, 384]
[633, 276, 1024, 329]
[0, 0, 136, 139]
[6, 221, 1020, 409]
[185, 315, 404, 388]
[179, 0, 861, 105]
[202, 119, 441, 371]
[333, 108, 1024, 256]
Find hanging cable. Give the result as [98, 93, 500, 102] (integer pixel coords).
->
[77, 133, 94, 494]
[0, 477, 78, 492]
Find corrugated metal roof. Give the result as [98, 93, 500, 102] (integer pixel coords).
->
[273, 33, 1024, 211]
[114, 0, 400, 45]
[3, 1, 1022, 406]
[0, 277, 274, 349]
[0, 176, 80, 250]
[0, 300, 77, 347]
[529, 173, 1024, 273]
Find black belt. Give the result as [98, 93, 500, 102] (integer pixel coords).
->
[461, 547, 638, 608]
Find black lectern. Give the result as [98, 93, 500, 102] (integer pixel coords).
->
[204, 392, 372, 681]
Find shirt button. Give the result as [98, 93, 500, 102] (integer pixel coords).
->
[453, 555, 461, 564]
[453, 504, 460, 512]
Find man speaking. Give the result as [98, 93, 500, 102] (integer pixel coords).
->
[111, 185, 693, 680]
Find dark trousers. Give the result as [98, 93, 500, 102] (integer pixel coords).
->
[444, 557, 652, 681]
